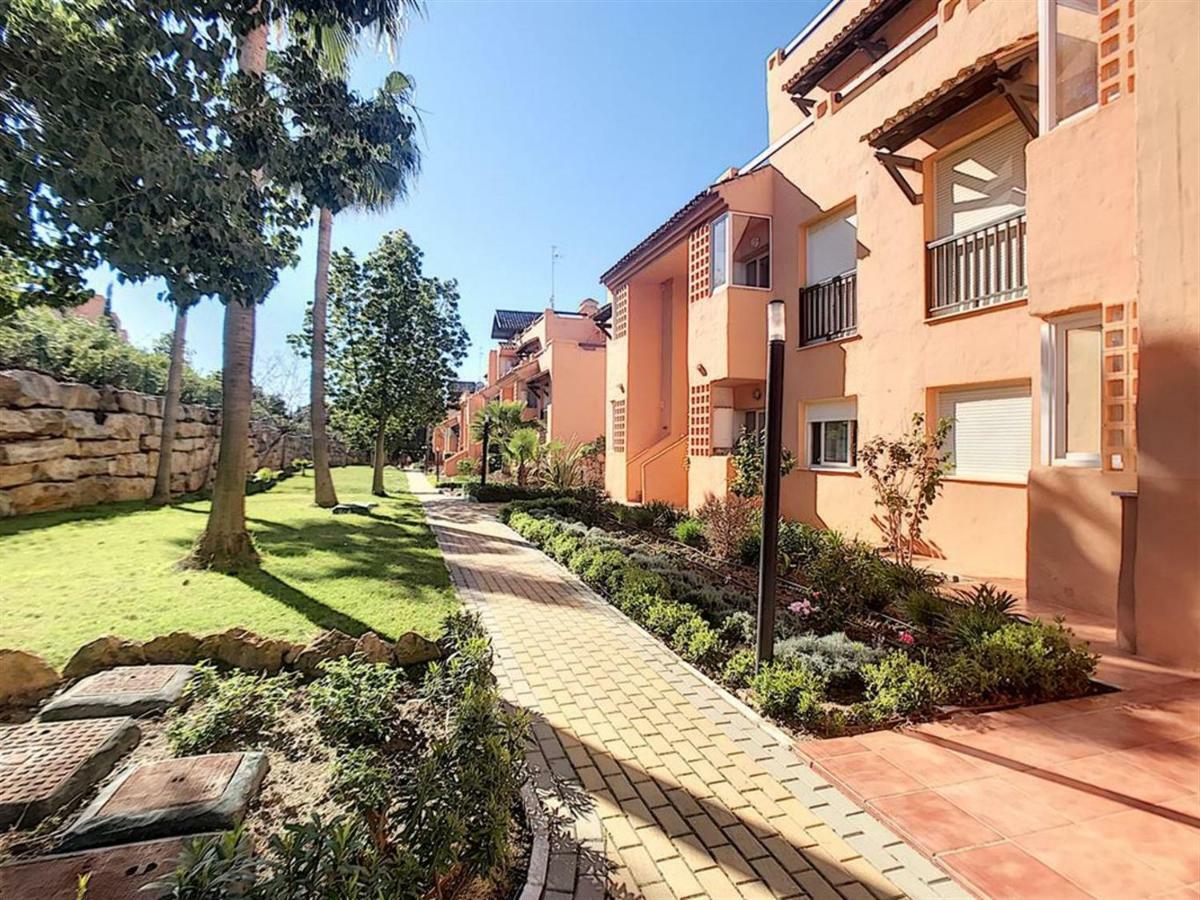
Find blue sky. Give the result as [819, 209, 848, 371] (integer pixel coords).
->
[90, 0, 824, 403]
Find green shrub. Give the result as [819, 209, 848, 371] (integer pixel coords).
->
[777, 521, 830, 572]
[615, 590, 656, 622]
[615, 567, 670, 607]
[440, 608, 487, 655]
[456, 458, 479, 477]
[946, 619, 1097, 704]
[750, 661, 825, 719]
[718, 611, 755, 646]
[582, 549, 628, 592]
[861, 652, 946, 719]
[166, 663, 296, 755]
[644, 600, 700, 639]
[696, 492, 760, 560]
[673, 517, 706, 547]
[737, 530, 761, 566]
[672, 617, 721, 666]
[775, 632, 880, 688]
[423, 635, 495, 708]
[567, 544, 602, 576]
[897, 589, 953, 631]
[499, 496, 594, 525]
[308, 655, 408, 746]
[612, 501, 681, 530]
[946, 583, 1020, 646]
[723, 649, 756, 688]
[881, 562, 946, 595]
[330, 747, 398, 814]
[546, 531, 582, 563]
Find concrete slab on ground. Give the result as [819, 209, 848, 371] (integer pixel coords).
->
[0, 717, 140, 829]
[41, 665, 196, 721]
[60, 751, 268, 851]
[0, 835, 211, 900]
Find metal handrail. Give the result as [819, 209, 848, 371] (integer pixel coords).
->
[800, 270, 858, 345]
[927, 211, 1027, 317]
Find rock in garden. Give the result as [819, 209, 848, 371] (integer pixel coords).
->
[198, 628, 290, 674]
[40, 665, 196, 721]
[0, 369, 63, 408]
[0, 649, 60, 706]
[63, 636, 147, 680]
[354, 631, 394, 665]
[0, 717, 141, 829]
[294, 630, 357, 676]
[393, 631, 442, 666]
[59, 752, 268, 851]
[141, 631, 201, 665]
[331, 502, 378, 515]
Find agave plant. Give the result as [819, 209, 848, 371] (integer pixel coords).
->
[538, 440, 587, 491]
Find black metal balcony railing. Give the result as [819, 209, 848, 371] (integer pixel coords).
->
[927, 211, 1027, 318]
[800, 271, 857, 346]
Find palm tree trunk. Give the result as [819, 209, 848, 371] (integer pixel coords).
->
[186, 21, 265, 571]
[152, 304, 188, 504]
[310, 205, 339, 508]
[372, 415, 388, 496]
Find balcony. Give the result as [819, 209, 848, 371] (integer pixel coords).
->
[927, 211, 1027, 318]
[800, 271, 857, 346]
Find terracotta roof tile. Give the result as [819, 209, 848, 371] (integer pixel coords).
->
[863, 34, 1037, 149]
[599, 188, 722, 286]
[490, 309, 541, 340]
[782, 0, 911, 95]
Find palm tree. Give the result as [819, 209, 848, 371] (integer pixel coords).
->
[470, 399, 528, 479]
[507, 427, 540, 486]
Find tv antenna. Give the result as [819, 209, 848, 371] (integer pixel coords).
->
[550, 244, 562, 310]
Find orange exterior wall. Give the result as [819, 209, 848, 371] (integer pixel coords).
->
[1130, 0, 1200, 669]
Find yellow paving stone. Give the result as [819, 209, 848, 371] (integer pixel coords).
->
[657, 856, 704, 898]
[636, 822, 682, 863]
[618, 844, 664, 888]
[604, 814, 642, 851]
[695, 862, 742, 897]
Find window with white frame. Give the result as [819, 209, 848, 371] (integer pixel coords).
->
[1039, 0, 1099, 131]
[937, 385, 1032, 481]
[806, 399, 857, 468]
[743, 408, 766, 436]
[805, 205, 857, 285]
[1044, 312, 1102, 466]
[710, 213, 771, 290]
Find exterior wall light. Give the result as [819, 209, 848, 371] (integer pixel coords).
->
[756, 299, 787, 669]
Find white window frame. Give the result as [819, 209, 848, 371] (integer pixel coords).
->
[805, 399, 858, 470]
[710, 211, 773, 292]
[1040, 311, 1103, 468]
[1038, 0, 1101, 135]
[938, 385, 1032, 483]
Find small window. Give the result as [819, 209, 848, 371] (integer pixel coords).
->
[805, 399, 857, 468]
[1049, 312, 1102, 466]
[937, 385, 1032, 481]
[805, 205, 857, 286]
[743, 409, 766, 436]
[732, 215, 771, 288]
[710, 215, 728, 290]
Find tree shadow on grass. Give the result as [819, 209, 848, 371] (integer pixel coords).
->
[232, 568, 383, 639]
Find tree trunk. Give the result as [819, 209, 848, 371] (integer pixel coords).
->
[152, 304, 188, 504]
[310, 206, 338, 508]
[372, 415, 388, 496]
[187, 300, 258, 570]
[185, 21, 266, 571]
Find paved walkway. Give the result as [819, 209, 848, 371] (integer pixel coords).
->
[412, 474, 958, 900]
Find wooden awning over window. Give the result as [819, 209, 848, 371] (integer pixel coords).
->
[864, 35, 1038, 152]
[782, 0, 914, 101]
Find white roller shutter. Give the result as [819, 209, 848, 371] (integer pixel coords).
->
[806, 207, 857, 285]
[935, 120, 1029, 238]
[937, 385, 1031, 481]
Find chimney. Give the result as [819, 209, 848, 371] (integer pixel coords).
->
[578, 297, 600, 317]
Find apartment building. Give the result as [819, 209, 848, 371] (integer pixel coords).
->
[434, 299, 608, 476]
[601, 0, 1198, 666]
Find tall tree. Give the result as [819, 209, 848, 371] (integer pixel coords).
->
[320, 232, 467, 496]
[278, 48, 420, 508]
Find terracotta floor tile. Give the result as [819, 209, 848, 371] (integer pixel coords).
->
[795, 735, 867, 761]
[1050, 752, 1197, 805]
[951, 721, 1099, 768]
[1016, 824, 1186, 898]
[935, 775, 1073, 837]
[1152, 885, 1200, 900]
[1108, 738, 1200, 791]
[998, 767, 1131, 822]
[868, 789, 1001, 855]
[815, 751, 923, 802]
[1046, 707, 1185, 752]
[1083, 807, 1200, 884]
[874, 737, 995, 788]
[939, 841, 1092, 900]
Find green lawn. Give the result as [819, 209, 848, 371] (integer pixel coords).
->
[0, 467, 458, 667]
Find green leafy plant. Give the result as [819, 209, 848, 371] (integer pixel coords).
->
[308, 655, 408, 746]
[440, 608, 488, 655]
[859, 412, 952, 565]
[538, 440, 588, 491]
[673, 517, 706, 547]
[696, 492, 760, 560]
[149, 827, 261, 899]
[861, 652, 947, 719]
[671, 617, 722, 666]
[166, 663, 296, 755]
[730, 428, 796, 497]
[774, 632, 880, 689]
[507, 427, 541, 486]
[330, 747, 399, 815]
[723, 649, 757, 689]
[644, 600, 700, 639]
[946, 583, 1021, 646]
[897, 589, 953, 632]
[750, 661, 825, 720]
[455, 457, 479, 477]
[946, 619, 1097, 704]
[718, 611, 755, 646]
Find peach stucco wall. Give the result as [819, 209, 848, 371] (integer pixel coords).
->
[543, 341, 606, 447]
[1131, 0, 1200, 669]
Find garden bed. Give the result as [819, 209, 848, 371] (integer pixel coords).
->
[1, 612, 532, 899]
[500, 495, 1103, 740]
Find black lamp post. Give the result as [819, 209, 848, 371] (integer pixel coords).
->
[480, 419, 491, 486]
[756, 299, 787, 669]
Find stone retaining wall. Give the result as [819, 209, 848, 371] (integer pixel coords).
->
[0, 369, 348, 517]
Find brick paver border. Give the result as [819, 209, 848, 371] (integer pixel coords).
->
[412, 474, 963, 899]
